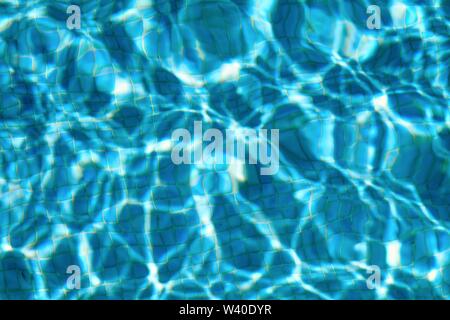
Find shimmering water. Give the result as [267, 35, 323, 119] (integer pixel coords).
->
[0, 0, 449, 299]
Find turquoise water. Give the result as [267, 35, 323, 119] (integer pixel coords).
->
[0, 0, 449, 299]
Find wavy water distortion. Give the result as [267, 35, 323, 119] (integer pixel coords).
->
[0, 0, 449, 299]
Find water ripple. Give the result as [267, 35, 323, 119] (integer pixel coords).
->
[0, 0, 449, 299]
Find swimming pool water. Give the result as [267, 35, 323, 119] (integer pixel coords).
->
[0, 0, 449, 299]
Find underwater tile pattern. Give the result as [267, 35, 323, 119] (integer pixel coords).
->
[0, 0, 449, 299]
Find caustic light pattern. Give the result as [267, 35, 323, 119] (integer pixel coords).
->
[0, 0, 449, 299]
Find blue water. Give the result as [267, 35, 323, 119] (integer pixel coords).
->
[0, 0, 449, 299]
